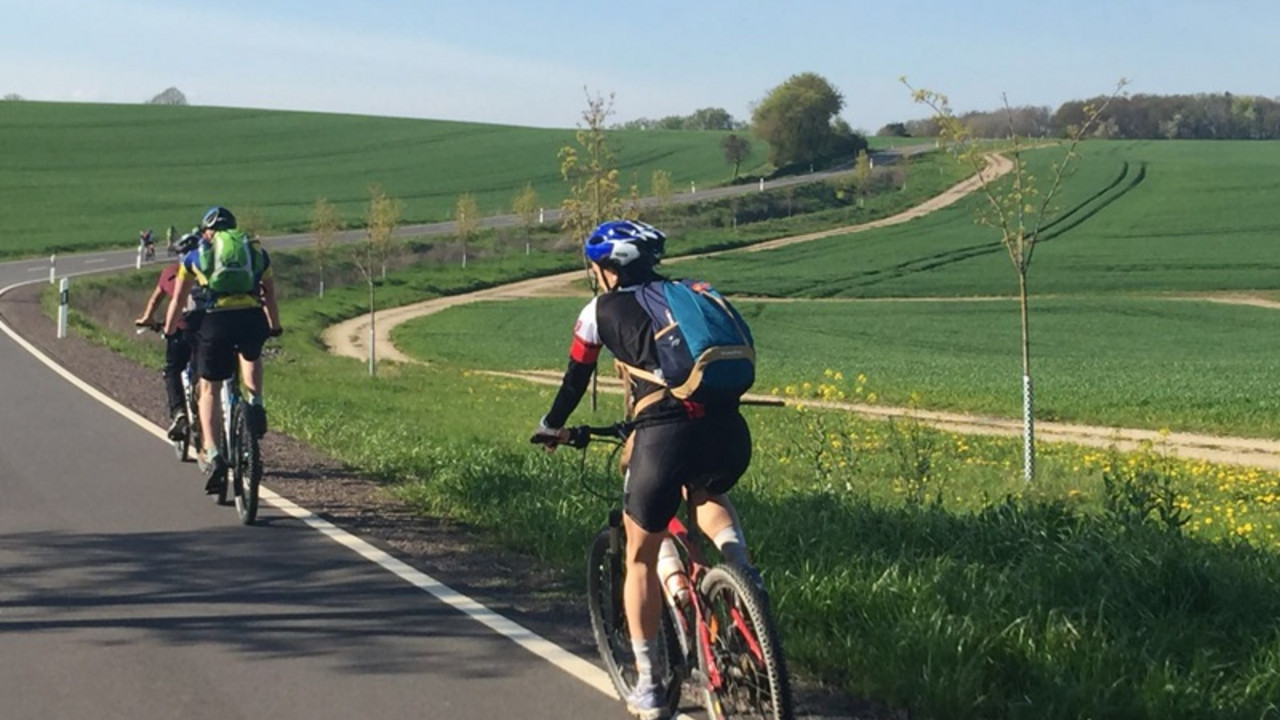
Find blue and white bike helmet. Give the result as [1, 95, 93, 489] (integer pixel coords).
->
[584, 220, 666, 268]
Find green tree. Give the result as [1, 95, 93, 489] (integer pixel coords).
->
[850, 149, 872, 207]
[455, 192, 480, 268]
[512, 183, 539, 255]
[147, 87, 187, 106]
[721, 133, 752, 179]
[236, 206, 271, 241]
[905, 77, 1127, 481]
[752, 72, 860, 168]
[686, 107, 735, 130]
[877, 122, 910, 137]
[310, 197, 343, 298]
[649, 170, 673, 222]
[353, 184, 402, 377]
[559, 89, 623, 245]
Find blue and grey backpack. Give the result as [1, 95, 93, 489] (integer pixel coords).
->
[621, 279, 755, 408]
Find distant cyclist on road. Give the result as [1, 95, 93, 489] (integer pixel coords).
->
[135, 230, 203, 440]
[163, 206, 280, 495]
[531, 220, 758, 720]
[140, 229, 155, 261]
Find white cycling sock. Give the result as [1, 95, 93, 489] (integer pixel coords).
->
[713, 526, 750, 566]
[631, 638, 658, 685]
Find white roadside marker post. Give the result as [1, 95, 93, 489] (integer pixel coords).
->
[57, 278, 69, 339]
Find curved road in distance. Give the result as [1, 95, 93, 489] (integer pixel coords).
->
[0, 147, 925, 281]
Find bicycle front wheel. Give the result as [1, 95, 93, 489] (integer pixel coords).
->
[698, 564, 794, 720]
[586, 527, 683, 711]
[230, 406, 262, 525]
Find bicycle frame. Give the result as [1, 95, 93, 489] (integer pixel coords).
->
[568, 421, 791, 719]
[664, 499, 769, 695]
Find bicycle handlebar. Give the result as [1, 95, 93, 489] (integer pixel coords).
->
[529, 422, 632, 450]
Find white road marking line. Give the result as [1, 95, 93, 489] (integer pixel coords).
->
[0, 275, 623, 702]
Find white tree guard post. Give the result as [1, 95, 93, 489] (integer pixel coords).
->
[1022, 374, 1035, 482]
[57, 278, 69, 339]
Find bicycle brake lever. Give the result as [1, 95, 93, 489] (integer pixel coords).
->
[566, 427, 590, 449]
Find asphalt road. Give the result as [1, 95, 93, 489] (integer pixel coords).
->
[0, 310, 638, 719]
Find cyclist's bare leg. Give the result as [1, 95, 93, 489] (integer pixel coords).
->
[623, 512, 665, 641]
[199, 378, 223, 454]
[693, 493, 752, 566]
[239, 355, 263, 398]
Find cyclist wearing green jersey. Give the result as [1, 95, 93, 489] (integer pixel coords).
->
[163, 206, 280, 494]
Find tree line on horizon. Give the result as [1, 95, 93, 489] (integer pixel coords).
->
[885, 91, 1280, 140]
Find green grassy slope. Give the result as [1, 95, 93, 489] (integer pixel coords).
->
[671, 141, 1280, 297]
[0, 101, 769, 257]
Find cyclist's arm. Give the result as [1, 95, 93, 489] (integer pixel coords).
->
[163, 270, 193, 336]
[543, 356, 596, 429]
[260, 273, 280, 331]
[136, 283, 165, 325]
[543, 300, 602, 428]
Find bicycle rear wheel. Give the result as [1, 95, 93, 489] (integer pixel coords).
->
[698, 564, 794, 720]
[586, 527, 684, 711]
[230, 405, 262, 525]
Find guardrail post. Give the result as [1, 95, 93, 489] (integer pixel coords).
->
[57, 278, 69, 339]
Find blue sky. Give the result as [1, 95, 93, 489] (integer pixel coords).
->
[5, 0, 1276, 132]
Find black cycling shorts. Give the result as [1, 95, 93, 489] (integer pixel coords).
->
[624, 410, 752, 533]
[196, 307, 269, 382]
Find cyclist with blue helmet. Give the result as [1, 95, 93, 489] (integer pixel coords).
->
[163, 206, 280, 495]
[532, 219, 757, 720]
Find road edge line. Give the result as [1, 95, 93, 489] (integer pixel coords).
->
[0, 276, 619, 700]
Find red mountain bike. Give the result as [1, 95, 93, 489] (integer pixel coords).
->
[563, 422, 794, 720]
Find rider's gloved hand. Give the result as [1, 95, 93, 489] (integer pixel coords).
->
[529, 417, 569, 449]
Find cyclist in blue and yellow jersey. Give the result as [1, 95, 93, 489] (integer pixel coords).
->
[163, 206, 281, 495]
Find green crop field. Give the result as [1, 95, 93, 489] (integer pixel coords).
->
[671, 140, 1280, 297]
[0, 101, 773, 258]
[393, 294, 1280, 438]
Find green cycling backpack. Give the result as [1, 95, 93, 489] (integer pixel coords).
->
[197, 229, 260, 295]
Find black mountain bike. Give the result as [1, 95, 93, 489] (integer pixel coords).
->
[214, 359, 263, 524]
[135, 321, 199, 463]
[558, 423, 795, 720]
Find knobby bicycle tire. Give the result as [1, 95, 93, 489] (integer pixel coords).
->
[231, 406, 262, 525]
[698, 564, 794, 720]
[586, 528, 683, 713]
